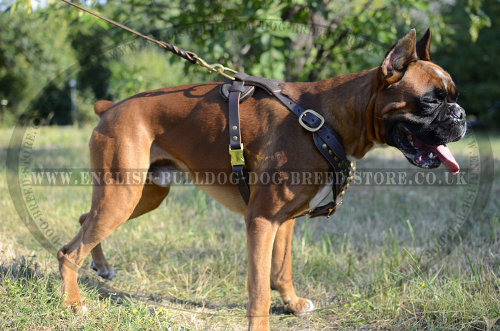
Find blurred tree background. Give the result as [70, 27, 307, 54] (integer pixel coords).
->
[0, 0, 497, 126]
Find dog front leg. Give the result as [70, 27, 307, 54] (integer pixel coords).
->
[271, 218, 314, 315]
[246, 215, 279, 331]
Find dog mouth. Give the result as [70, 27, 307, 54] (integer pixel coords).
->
[392, 124, 460, 174]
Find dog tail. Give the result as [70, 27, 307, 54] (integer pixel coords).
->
[94, 100, 114, 118]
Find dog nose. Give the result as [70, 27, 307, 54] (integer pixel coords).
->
[449, 104, 465, 121]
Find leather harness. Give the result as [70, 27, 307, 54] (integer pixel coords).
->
[220, 73, 355, 218]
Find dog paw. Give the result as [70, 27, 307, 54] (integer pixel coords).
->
[285, 298, 314, 316]
[67, 304, 88, 314]
[63, 299, 86, 313]
[90, 261, 116, 280]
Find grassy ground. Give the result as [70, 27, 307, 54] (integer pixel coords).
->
[1, 125, 499, 330]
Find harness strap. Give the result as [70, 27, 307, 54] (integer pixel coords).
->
[234, 73, 346, 160]
[228, 80, 251, 204]
[224, 73, 355, 217]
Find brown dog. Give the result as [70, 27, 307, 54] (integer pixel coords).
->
[58, 29, 466, 330]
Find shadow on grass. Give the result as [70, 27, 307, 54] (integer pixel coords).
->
[0, 255, 44, 280]
[79, 267, 248, 311]
[79, 261, 290, 315]
[0, 255, 288, 315]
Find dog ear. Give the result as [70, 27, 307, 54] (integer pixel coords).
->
[381, 29, 418, 84]
[416, 28, 432, 61]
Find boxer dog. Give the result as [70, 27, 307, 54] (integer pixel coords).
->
[58, 29, 466, 330]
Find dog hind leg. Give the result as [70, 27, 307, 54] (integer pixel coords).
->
[58, 132, 151, 310]
[78, 212, 115, 280]
[80, 184, 171, 280]
[59, 191, 142, 309]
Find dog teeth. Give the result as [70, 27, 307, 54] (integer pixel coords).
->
[429, 152, 435, 159]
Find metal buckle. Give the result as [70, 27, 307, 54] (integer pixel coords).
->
[298, 109, 324, 132]
[229, 144, 245, 166]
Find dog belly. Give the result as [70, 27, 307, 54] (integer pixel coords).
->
[197, 185, 247, 214]
[150, 143, 247, 215]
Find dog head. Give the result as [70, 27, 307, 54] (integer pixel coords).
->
[375, 29, 466, 174]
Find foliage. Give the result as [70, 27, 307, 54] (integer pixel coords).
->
[161, 0, 439, 80]
[435, 0, 499, 122]
[0, 0, 497, 126]
[0, 3, 74, 124]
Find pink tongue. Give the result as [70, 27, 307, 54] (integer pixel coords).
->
[432, 145, 460, 174]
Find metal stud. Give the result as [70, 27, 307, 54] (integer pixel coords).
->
[345, 183, 350, 189]
[334, 156, 339, 161]
[232, 136, 238, 141]
[232, 125, 238, 131]
[322, 143, 327, 150]
[329, 150, 333, 155]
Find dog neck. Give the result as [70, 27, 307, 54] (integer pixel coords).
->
[281, 67, 385, 160]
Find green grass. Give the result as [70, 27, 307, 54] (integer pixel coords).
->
[1, 126, 500, 330]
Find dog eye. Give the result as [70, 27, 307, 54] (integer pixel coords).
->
[435, 89, 447, 100]
[423, 98, 440, 104]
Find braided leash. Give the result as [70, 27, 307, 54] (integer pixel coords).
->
[60, 0, 237, 80]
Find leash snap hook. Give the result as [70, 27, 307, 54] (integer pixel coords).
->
[298, 109, 325, 133]
[193, 55, 238, 80]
